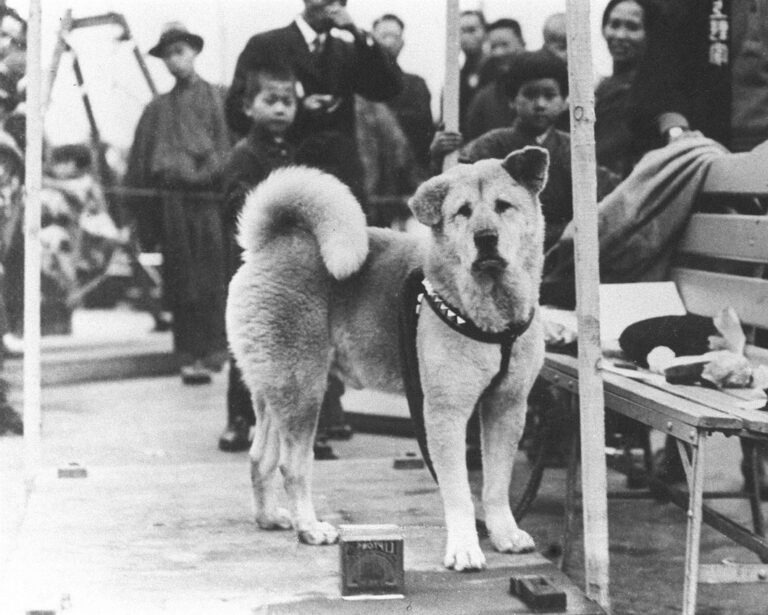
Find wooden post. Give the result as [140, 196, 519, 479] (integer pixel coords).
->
[24, 0, 43, 489]
[442, 0, 460, 171]
[565, 0, 611, 611]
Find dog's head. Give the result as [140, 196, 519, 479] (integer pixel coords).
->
[409, 147, 548, 281]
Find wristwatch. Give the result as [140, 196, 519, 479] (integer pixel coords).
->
[665, 126, 685, 142]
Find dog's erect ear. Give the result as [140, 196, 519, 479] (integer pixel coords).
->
[409, 176, 450, 226]
[502, 146, 549, 194]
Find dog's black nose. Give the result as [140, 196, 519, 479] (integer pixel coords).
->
[474, 231, 498, 253]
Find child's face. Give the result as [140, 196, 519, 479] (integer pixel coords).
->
[244, 77, 297, 136]
[162, 41, 197, 80]
[512, 78, 566, 135]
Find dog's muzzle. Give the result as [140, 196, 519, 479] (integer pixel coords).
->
[472, 231, 508, 273]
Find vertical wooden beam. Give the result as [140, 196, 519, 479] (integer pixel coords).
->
[682, 435, 705, 615]
[24, 0, 43, 490]
[442, 0, 460, 171]
[565, 0, 611, 611]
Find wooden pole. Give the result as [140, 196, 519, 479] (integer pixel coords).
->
[442, 0, 460, 171]
[565, 0, 611, 611]
[24, 0, 43, 490]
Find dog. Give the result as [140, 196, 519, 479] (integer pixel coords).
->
[226, 146, 548, 571]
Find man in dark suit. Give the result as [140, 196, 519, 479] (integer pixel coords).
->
[371, 13, 434, 173]
[225, 0, 402, 158]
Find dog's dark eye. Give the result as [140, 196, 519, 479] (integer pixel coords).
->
[456, 203, 472, 218]
[495, 199, 514, 214]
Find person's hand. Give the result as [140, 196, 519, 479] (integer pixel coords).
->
[326, 4, 355, 31]
[665, 126, 692, 144]
[429, 130, 463, 160]
[303, 93, 341, 113]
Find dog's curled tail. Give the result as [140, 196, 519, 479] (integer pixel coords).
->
[237, 166, 369, 280]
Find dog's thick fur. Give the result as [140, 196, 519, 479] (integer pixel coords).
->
[227, 148, 548, 570]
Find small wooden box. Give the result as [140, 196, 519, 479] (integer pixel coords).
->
[339, 524, 404, 597]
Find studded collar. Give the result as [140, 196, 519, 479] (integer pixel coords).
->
[418, 278, 536, 345]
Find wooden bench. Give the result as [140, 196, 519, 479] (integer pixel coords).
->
[538, 141, 768, 615]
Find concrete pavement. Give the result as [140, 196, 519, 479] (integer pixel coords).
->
[1, 308, 768, 613]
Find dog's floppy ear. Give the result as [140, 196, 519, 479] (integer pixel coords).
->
[502, 146, 549, 194]
[409, 176, 450, 226]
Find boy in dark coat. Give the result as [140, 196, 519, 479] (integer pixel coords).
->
[218, 64, 297, 452]
[218, 64, 344, 459]
[431, 49, 621, 252]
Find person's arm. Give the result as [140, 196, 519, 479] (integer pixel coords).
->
[328, 7, 402, 101]
[221, 147, 271, 229]
[428, 130, 463, 175]
[225, 36, 264, 138]
[628, 0, 693, 147]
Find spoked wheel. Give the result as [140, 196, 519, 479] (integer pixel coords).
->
[512, 407, 561, 520]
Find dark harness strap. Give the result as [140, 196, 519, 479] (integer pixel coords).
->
[398, 268, 535, 481]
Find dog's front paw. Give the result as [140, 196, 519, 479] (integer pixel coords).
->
[256, 507, 292, 530]
[297, 521, 339, 545]
[490, 528, 535, 554]
[444, 534, 486, 571]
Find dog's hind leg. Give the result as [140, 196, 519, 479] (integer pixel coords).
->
[480, 391, 535, 554]
[276, 385, 339, 546]
[250, 394, 291, 530]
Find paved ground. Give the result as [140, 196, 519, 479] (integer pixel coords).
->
[1, 309, 768, 613]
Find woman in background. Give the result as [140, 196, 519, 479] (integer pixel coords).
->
[594, 0, 658, 178]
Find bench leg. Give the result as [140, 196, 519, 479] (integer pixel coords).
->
[741, 438, 767, 550]
[559, 392, 580, 573]
[678, 432, 706, 615]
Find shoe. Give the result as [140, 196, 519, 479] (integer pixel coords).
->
[652, 448, 686, 484]
[314, 440, 338, 460]
[202, 351, 228, 373]
[2, 333, 23, 357]
[325, 424, 353, 440]
[741, 457, 768, 501]
[218, 418, 252, 452]
[0, 403, 22, 435]
[180, 361, 212, 385]
[152, 314, 173, 332]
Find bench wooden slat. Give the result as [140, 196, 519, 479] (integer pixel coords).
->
[671, 268, 768, 330]
[543, 353, 744, 432]
[677, 214, 768, 261]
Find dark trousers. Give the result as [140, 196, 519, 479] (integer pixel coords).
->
[173, 293, 226, 363]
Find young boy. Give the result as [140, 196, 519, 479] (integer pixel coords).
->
[431, 49, 620, 251]
[125, 22, 231, 385]
[218, 65, 352, 458]
[218, 63, 297, 452]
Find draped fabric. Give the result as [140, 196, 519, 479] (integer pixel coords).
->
[541, 135, 727, 309]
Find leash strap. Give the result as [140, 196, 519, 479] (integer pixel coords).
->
[398, 269, 535, 482]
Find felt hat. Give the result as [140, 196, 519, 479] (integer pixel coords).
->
[148, 22, 204, 58]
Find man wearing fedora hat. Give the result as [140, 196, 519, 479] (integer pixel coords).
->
[125, 22, 231, 385]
